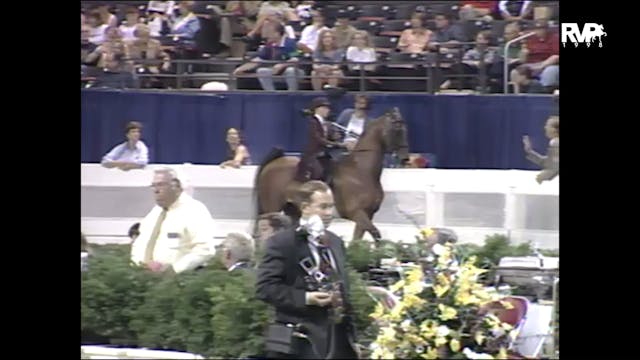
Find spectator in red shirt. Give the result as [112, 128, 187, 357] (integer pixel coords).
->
[511, 20, 559, 87]
[459, 1, 497, 21]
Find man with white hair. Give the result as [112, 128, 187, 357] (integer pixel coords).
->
[131, 167, 216, 274]
[220, 232, 255, 272]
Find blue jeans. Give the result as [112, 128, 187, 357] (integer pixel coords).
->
[256, 66, 304, 91]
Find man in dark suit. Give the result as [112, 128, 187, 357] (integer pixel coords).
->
[295, 97, 345, 184]
[256, 180, 359, 359]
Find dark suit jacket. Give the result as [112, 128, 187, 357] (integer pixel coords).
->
[303, 115, 335, 159]
[256, 228, 356, 358]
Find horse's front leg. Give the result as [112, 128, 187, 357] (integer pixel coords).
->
[351, 210, 381, 246]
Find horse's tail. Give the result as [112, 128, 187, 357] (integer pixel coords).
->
[252, 147, 286, 234]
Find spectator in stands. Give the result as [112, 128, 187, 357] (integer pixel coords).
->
[293, 0, 315, 21]
[430, 12, 467, 50]
[87, 11, 108, 46]
[226, 0, 262, 36]
[95, 3, 118, 28]
[220, 128, 252, 168]
[261, 10, 297, 40]
[297, 11, 329, 54]
[128, 222, 141, 243]
[398, 12, 432, 54]
[147, 1, 175, 37]
[220, 233, 255, 272]
[169, 1, 200, 42]
[332, 13, 358, 50]
[345, 31, 378, 87]
[456, 30, 496, 89]
[233, 23, 303, 91]
[101, 121, 149, 170]
[119, 6, 141, 42]
[255, 212, 292, 247]
[512, 20, 559, 88]
[85, 27, 136, 88]
[126, 24, 172, 78]
[247, 1, 299, 39]
[511, 64, 546, 94]
[131, 167, 216, 274]
[499, 0, 532, 22]
[459, 1, 497, 21]
[337, 94, 373, 151]
[523, 115, 559, 184]
[311, 29, 345, 91]
[497, 22, 522, 65]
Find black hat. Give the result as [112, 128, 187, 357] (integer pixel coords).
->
[310, 97, 331, 110]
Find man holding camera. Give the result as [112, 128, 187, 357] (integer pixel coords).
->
[256, 180, 358, 359]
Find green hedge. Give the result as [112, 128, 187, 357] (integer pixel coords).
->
[81, 245, 376, 357]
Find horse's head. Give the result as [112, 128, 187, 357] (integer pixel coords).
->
[380, 107, 410, 165]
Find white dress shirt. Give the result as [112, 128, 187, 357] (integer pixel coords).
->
[299, 24, 329, 51]
[131, 192, 217, 273]
[101, 140, 149, 166]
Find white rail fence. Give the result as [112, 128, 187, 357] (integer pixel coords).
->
[81, 164, 559, 248]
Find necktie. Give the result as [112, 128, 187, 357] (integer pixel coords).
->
[144, 209, 168, 263]
[316, 235, 336, 278]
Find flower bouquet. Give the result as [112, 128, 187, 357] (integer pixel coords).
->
[369, 238, 521, 359]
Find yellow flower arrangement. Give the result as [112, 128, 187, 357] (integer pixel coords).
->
[369, 235, 517, 359]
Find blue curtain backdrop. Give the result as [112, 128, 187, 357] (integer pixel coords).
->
[81, 89, 555, 169]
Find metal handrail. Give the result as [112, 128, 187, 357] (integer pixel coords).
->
[503, 32, 536, 94]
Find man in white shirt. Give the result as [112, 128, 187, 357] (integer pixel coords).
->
[297, 11, 328, 53]
[220, 232, 255, 272]
[101, 121, 149, 171]
[131, 167, 217, 274]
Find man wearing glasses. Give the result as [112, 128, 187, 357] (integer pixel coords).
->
[130, 167, 216, 274]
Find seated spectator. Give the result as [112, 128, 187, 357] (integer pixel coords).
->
[128, 222, 141, 243]
[429, 12, 467, 51]
[85, 27, 136, 88]
[345, 31, 378, 87]
[459, 1, 497, 21]
[126, 24, 172, 76]
[297, 10, 329, 54]
[147, 1, 176, 37]
[522, 115, 559, 183]
[455, 30, 496, 89]
[87, 11, 108, 46]
[220, 128, 252, 168]
[398, 12, 432, 54]
[131, 167, 216, 274]
[255, 212, 292, 247]
[226, 0, 261, 36]
[511, 64, 547, 94]
[332, 13, 358, 51]
[499, 0, 533, 22]
[293, 0, 315, 21]
[169, 1, 200, 42]
[511, 20, 559, 88]
[311, 29, 345, 91]
[336, 94, 373, 151]
[220, 232, 255, 272]
[233, 23, 303, 91]
[247, 1, 299, 39]
[497, 22, 522, 65]
[119, 6, 141, 42]
[101, 121, 149, 170]
[261, 10, 297, 40]
[95, 3, 118, 28]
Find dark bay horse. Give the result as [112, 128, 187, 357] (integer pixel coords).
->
[253, 107, 410, 242]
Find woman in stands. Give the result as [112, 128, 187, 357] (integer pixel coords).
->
[311, 29, 345, 91]
[397, 12, 432, 54]
[523, 116, 559, 184]
[345, 30, 378, 89]
[220, 128, 252, 168]
[126, 24, 172, 88]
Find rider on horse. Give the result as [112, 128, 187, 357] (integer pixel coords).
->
[295, 97, 346, 185]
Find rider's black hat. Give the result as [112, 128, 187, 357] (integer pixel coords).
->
[310, 97, 331, 110]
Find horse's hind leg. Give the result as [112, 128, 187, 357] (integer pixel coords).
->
[351, 210, 381, 245]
